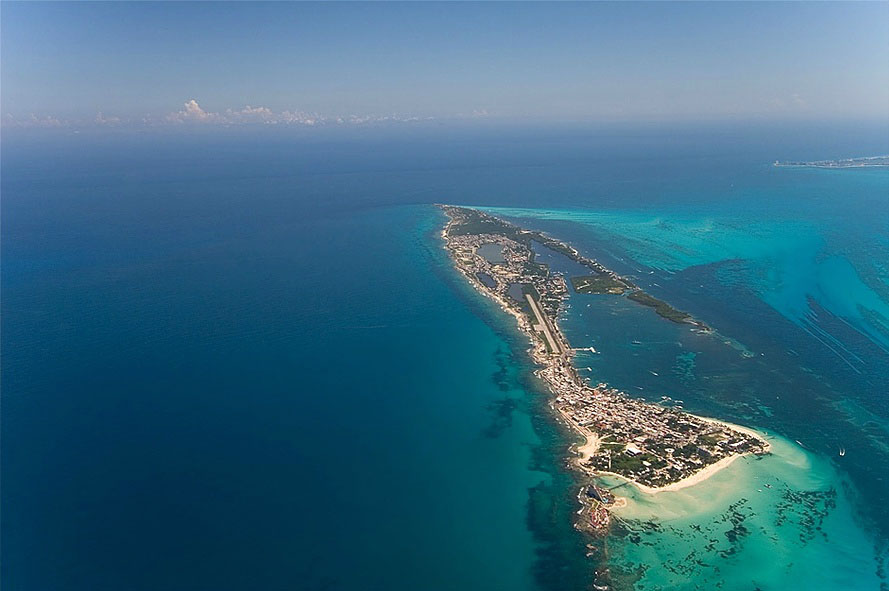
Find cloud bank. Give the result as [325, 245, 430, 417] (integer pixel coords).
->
[2, 99, 450, 130]
[162, 99, 431, 127]
[3, 113, 67, 128]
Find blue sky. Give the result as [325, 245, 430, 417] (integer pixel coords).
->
[2, 2, 887, 128]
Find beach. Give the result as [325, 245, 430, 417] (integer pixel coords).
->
[617, 417, 774, 495]
[601, 451, 744, 495]
[574, 427, 600, 463]
[577, 419, 770, 496]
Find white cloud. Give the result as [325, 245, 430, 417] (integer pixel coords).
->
[223, 105, 327, 126]
[2, 113, 67, 128]
[279, 110, 321, 125]
[95, 112, 122, 125]
[165, 99, 223, 123]
[225, 105, 277, 124]
[165, 100, 328, 126]
[5, 100, 437, 130]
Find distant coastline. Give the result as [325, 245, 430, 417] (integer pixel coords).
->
[774, 155, 889, 169]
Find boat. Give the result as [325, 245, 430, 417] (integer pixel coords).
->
[839, 448, 846, 457]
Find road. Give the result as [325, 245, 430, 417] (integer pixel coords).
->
[525, 293, 561, 354]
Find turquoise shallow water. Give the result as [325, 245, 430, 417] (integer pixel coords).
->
[3, 125, 888, 590]
[607, 434, 879, 590]
[482, 185, 889, 588]
[486, 182, 889, 359]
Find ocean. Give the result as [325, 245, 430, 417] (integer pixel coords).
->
[2, 121, 887, 590]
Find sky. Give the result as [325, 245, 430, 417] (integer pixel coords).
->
[2, 2, 888, 129]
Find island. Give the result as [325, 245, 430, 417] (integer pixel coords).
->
[774, 155, 889, 169]
[439, 205, 770, 533]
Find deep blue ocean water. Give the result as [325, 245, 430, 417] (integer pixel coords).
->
[3, 122, 888, 590]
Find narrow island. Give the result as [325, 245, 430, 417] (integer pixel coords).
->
[439, 205, 770, 534]
[774, 155, 889, 169]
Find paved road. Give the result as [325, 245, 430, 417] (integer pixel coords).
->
[525, 293, 561, 354]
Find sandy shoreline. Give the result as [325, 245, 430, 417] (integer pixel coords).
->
[588, 417, 771, 495]
[575, 427, 601, 463]
[695, 415, 773, 453]
[440, 210, 771, 503]
[601, 453, 745, 495]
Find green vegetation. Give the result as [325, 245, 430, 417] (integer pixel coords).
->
[518, 283, 540, 318]
[571, 274, 628, 295]
[698, 434, 720, 446]
[533, 236, 577, 258]
[609, 453, 645, 473]
[521, 283, 541, 299]
[627, 290, 693, 324]
[673, 443, 701, 459]
[610, 451, 666, 473]
[446, 216, 514, 238]
[523, 261, 549, 278]
[446, 208, 533, 245]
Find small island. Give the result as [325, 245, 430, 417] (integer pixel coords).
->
[439, 205, 770, 533]
[774, 155, 889, 169]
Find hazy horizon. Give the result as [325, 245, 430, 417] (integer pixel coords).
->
[3, 2, 888, 130]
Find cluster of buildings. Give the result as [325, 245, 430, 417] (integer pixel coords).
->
[544, 359, 767, 487]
